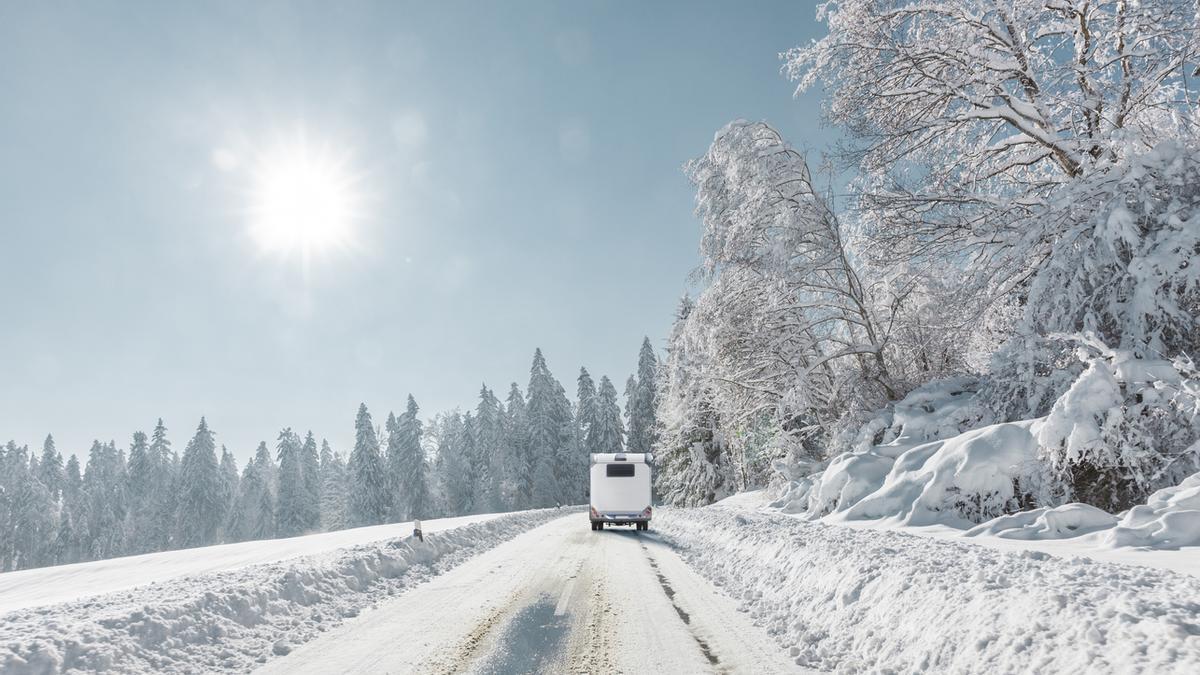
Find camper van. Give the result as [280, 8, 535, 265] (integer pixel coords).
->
[589, 453, 652, 530]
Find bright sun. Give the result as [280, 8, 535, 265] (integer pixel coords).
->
[249, 138, 359, 259]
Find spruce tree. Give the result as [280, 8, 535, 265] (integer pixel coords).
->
[576, 368, 599, 456]
[396, 395, 431, 520]
[124, 430, 156, 553]
[474, 386, 503, 513]
[438, 412, 473, 516]
[591, 375, 626, 454]
[503, 383, 531, 509]
[530, 348, 576, 502]
[348, 403, 390, 526]
[628, 337, 660, 455]
[218, 447, 239, 539]
[319, 440, 349, 531]
[384, 411, 404, 522]
[176, 418, 223, 547]
[275, 428, 306, 536]
[38, 434, 64, 503]
[147, 419, 176, 551]
[300, 431, 322, 531]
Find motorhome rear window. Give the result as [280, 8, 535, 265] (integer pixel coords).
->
[606, 463, 635, 477]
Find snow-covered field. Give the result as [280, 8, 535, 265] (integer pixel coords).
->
[0, 512, 511, 615]
[0, 509, 566, 673]
[656, 505, 1200, 673]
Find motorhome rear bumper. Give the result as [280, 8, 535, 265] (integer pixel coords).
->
[590, 513, 651, 524]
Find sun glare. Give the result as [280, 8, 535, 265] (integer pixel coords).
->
[249, 138, 360, 260]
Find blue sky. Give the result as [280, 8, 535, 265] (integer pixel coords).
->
[0, 1, 832, 462]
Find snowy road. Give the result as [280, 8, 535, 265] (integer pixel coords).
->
[258, 513, 803, 674]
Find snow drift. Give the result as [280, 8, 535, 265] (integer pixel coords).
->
[0, 508, 568, 674]
[656, 506, 1200, 673]
[775, 356, 1200, 550]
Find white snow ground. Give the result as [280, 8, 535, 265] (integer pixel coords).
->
[258, 512, 803, 674]
[0, 509, 565, 673]
[0, 513, 508, 615]
[655, 504, 1200, 673]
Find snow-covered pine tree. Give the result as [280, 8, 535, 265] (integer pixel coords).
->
[300, 431, 321, 531]
[228, 446, 270, 542]
[83, 440, 127, 560]
[576, 368, 598, 456]
[319, 440, 349, 531]
[622, 375, 637, 446]
[654, 296, 732, 506]
[627, 337, 659, 455]
[474, 385, 504, 514]
[176, 418, 224, 548]
[503, 383, 531, 510]
[526, 349, 574, 506]
[37, 434, 64, 503]
[385, 411, 404, 522]
[143, 419, 176, 551]
[218, 446, 239, 539]
[0, 442, 55, 570]
[275, 427, 306, 536]
[62, 453, 86, 562]
[438, 412, 474, 516]
[591, 376, 625, 455]
[348, 403, 391, 526]
[396, 395, 431, 520]
[123, 430, 156, 554]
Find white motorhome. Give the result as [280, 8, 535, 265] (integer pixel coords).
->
[589, 453, 652, 530]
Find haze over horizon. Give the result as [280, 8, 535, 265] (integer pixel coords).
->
[1, 1, 830, 461]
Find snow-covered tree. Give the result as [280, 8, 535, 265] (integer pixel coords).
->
[300, 431, 322, 531]
[145, 419, 177, 552]
[500, 383, 531, 509]
[228, 442, 275, 542]
[275, 428, 307, 536]
[473, 386, 504, 513]
[590, 376, 625, 455]
[319, 440, 348, 531]
[395, 396, 431, 520]
[437, 412, 473, 515]
[654, 296, 733, 506]
[784, 0, 1199, 295]
[218, 446, 239, 539]
[83, 440, 127, 560]
[627, 338, 659, 455]
[348, 403, 390, 526]
[37, 434, 64, 503]
[124, 430, 157, 553]
[176, 418, 223, 548]
[576, 368, 598, 454]
[525, 349, 576, 506]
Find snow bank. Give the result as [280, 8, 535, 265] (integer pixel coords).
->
[1103, 473, 1200, 549]
[0, 508, 567, 674]
[793, 377, 998, 519]
[840, 421, 1039, 526]
[656, 506, 1200, 673]
[965, 503, 1118, 540]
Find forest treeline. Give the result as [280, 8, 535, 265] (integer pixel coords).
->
[0, 343, 658, 572]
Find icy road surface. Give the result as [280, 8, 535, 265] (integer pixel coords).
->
[258, 514, 804, 674]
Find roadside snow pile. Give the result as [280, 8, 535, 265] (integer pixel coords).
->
[791, 377, 993, 519]
[840, 421, 1039, 526]
[1103, 474, 1200, 549]
[656, 506, 1200, 673]
[965, 503, 1118, 540]
[0, 508, 567, 674]
[771, 360, 1200, 551]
